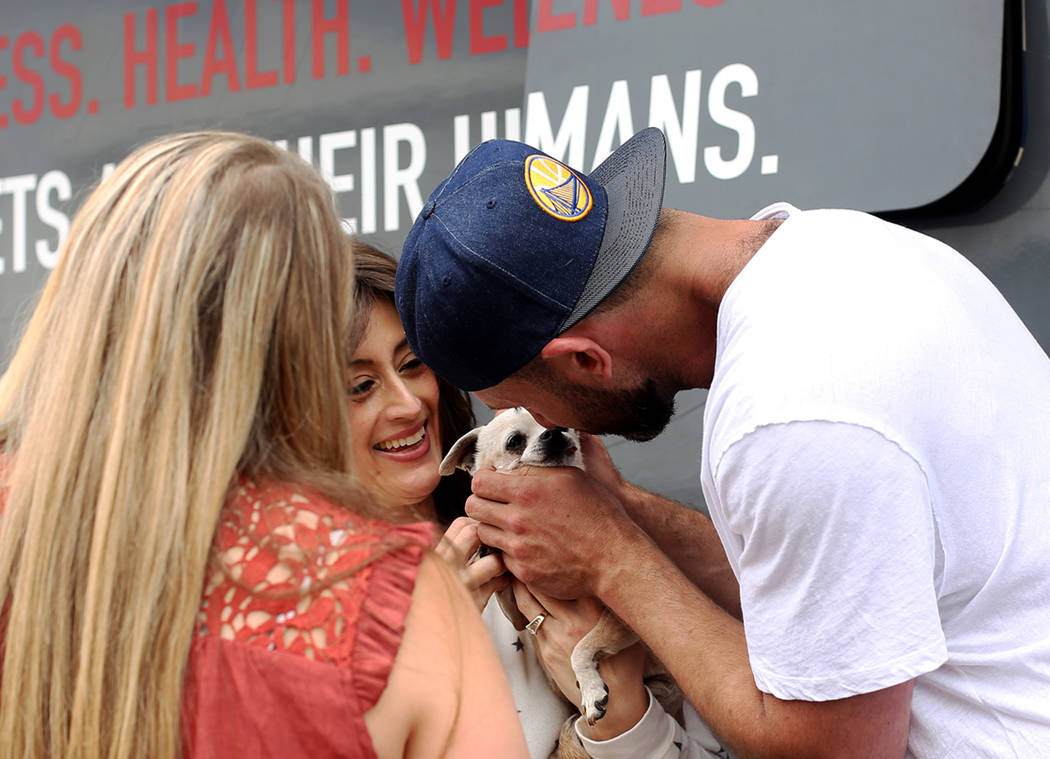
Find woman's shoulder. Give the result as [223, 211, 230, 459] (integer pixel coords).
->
[196, 476, 437, 667]
[216, 477, 437, 572]
[185, 478, 440, 753]
[222, 476, 432, 541]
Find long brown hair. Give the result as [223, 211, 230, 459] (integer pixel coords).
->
[0, 132, 365, 758]
[349, 241, 476, 526]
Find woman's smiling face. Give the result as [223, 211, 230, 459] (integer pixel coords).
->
[347, 300, 442, 517]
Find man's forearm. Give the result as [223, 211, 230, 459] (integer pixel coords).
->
[595, 527, 760, 753]
[619, 482, 742, 619]
[595, 526, 912, 759]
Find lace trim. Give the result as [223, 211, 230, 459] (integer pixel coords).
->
[196, 478, 436, 674]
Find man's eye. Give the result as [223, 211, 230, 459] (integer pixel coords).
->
[506, 432, 526, 453]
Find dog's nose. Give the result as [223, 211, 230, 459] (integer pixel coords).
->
[539, 427, 569, 441]
[539, 428, 574, 457]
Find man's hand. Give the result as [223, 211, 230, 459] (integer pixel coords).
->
[465, 452, 643, 600]
[575, 432, 630, 498]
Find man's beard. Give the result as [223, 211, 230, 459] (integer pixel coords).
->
[563, 378, 676, 442]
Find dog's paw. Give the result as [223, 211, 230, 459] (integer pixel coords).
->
[578, 670, 610, 726]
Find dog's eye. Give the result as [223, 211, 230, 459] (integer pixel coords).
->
[505, 432, 526, 454]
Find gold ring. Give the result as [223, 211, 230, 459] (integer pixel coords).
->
[525, 613, 546, 636]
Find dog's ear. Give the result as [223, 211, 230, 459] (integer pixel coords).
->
[438, 429, 481, 475]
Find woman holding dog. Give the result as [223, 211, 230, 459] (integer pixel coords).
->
[346, 242, 727, 759]
[0, 132, 527, 759]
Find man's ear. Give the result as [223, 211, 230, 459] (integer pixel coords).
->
[540, 336, 613, 380]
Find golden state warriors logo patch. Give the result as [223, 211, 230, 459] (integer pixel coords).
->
[524, 155, 592, 221]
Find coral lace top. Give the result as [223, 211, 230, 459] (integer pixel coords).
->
[182, 478, 437, 758]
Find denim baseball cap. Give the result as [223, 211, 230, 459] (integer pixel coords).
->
[395, 127, 666, 391]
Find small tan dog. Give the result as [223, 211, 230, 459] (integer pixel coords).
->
[439, 408, 682, 752]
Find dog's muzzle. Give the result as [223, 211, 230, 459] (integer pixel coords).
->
[539, 427, 576, 459]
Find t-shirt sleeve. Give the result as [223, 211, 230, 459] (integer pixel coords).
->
[712, 420, 948, 701]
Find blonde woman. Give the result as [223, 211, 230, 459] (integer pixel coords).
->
[0, 132, 527, 759]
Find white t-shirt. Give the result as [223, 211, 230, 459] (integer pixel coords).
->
[700, 203, 1050, 757]
[482, 598, 573, 759]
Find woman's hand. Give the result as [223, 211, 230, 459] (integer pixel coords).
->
[435, 516, 510, 611]
[511, 580, 650, 741]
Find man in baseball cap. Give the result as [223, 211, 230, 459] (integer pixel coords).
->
[395, 127, 1050, 759]
[396, 127, 666, 391]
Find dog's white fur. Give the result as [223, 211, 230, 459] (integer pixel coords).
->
[438, 405, 585, 476]
[439, 408, 676, 733]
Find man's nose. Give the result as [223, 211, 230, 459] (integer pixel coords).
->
[529, 410, 559, 429]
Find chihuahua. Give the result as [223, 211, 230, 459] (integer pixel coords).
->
[439, 408, 680, 734]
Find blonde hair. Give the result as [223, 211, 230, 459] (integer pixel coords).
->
[0, 131, 366, 758]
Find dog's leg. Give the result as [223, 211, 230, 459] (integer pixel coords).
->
[570, 609, 639, 726]
[553, 658, 687, 758]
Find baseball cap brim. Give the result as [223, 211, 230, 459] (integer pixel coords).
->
[560, 127, 667, 330]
